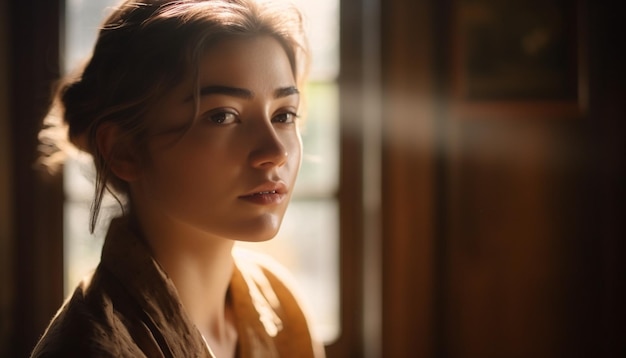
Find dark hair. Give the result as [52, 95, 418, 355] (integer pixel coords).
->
[39, 0, 309, 232]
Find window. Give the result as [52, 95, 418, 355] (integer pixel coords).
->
[63, 0, 340, 343]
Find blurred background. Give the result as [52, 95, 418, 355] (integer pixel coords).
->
[1, 0, 624, 357]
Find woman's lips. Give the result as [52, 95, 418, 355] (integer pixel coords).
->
[239, 182, 287, 205]
[239, 191, 286, 205]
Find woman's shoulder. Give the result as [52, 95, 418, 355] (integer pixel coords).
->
[232, 247, 326, 358]
[232, 247, 304, 304]
[30, 268, 145, 358]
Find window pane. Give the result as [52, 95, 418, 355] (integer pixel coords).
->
[296, 82, 339, 197]
[64, 154, 120, 293]
[292, 0, 340, 80]
[64, 0, 119, 72]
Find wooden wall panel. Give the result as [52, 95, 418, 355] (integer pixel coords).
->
[381, 0, 438, 357]
[445, 119, 572, 358]
[379, 0, 624, 357]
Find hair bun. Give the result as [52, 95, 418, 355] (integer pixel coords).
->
[60, 73, 104, 155]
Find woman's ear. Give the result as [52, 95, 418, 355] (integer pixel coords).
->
[96, 122, 142, 182]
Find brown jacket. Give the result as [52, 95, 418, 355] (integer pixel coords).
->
[31, 218, 323, 357]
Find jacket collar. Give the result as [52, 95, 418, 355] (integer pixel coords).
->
[99, 217, 284, 357]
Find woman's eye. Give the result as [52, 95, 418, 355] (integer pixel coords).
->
[206, 111, 237, 124]
[273, 112, 298, 124]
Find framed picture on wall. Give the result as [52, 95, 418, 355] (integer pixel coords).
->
[450, 0, 584, 119]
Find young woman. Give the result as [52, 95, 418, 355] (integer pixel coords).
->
[31, 0, 323, 357]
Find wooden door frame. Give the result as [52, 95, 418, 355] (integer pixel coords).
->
[6, 0, 65, 356]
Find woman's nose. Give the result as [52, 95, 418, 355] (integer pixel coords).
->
[248, 124, 289, 168]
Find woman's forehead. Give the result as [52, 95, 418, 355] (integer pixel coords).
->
[152, 36, 296, 107]
[196, 36, 295, 91]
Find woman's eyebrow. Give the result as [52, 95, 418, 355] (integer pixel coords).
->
[189, 85, 298, 101]
[274, 86, 299, 98]
[197, 85, 253, 99]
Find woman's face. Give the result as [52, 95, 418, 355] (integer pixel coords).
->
[132, 35, 302, 242]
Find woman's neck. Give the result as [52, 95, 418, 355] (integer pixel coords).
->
[130, 213, 239, 356]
